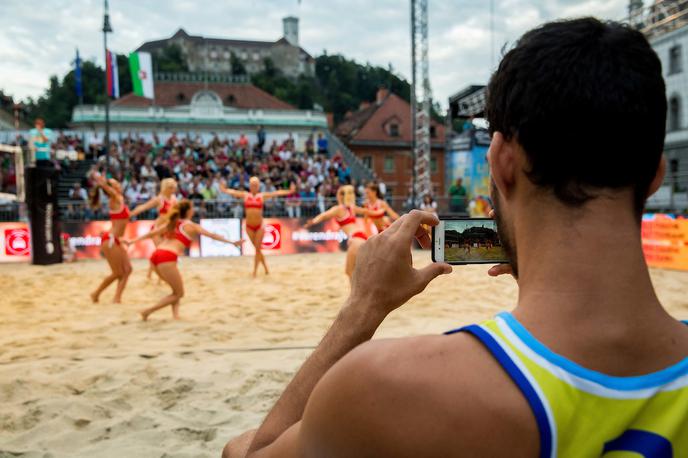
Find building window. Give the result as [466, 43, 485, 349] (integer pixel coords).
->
[669, 45, 682, 75]
[226, 94, 236, 105]
[389, 123, 400, 137]
[253, 52, 260, 61]
[176, 93, 186, 103]
[430, 125, 437, 138]
[669, 96, 681, 131]
[431, 156, 438, 173]
[362, 156, 372, 169]
[384, 155, 395, 172]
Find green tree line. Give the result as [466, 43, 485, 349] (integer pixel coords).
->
[10, 46, 432, 128]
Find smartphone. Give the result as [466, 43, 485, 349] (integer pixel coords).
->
[432, 217, 509, 265]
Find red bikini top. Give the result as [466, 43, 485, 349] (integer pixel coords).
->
[335, 205, 356, 227]
[174, 220, 192, 248]
[110, 203, 130, 221]
[244, 193, 264, 210]
[159, 197, 174, 215]
[367, 200, 385, 219]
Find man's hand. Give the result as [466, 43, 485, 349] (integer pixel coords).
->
[486, 209, 515, 279]
[348, 210, 452, 318]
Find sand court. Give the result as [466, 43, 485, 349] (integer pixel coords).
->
[1, 252, 686, 457]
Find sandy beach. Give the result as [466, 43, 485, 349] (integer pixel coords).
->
[0, 252, 686, 457]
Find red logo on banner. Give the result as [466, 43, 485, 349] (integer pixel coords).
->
[262, 223, 281, 250]
[5, 228, 30, 256]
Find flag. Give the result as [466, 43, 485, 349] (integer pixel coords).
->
[106, 49, 119, 98]
[129, 52, 155, 99]
[75, 48, 83, 100]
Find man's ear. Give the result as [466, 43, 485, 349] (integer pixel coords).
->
[487, 132, 518, 199]
[646, 155, 666, 198]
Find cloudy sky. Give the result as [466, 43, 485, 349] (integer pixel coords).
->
[1, 0, 628, 107]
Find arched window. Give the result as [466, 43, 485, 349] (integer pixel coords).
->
[669, 96, 681, 131]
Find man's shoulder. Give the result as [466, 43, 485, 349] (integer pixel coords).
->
[300, 333, 539, 457]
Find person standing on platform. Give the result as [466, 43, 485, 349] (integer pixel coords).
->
[29, 118, 54, 168]
[448, 177, 467, 214]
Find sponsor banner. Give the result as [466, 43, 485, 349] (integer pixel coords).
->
[641, 213, 688, 271]
[241, 217, 366, 256]
[61, 220, 201, 260]
[199, 218, 241, 257]
[0, 222, 31, 263]
[1, 217, 366, 262]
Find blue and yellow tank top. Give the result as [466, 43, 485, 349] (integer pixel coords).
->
[447, 312, 688, 457]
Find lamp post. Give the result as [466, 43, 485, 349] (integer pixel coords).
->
[102, 0, 113, 176]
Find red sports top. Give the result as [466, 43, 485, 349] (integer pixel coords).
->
[174, 220, 192, 248]
[110, 203, 130, 220]
[366, 200, 385, 219]
[335, 205, 357, 227]
[159, 197, 174, 215]
[244, 193, 264, 210]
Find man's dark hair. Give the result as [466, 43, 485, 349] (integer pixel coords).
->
[486, 17, 666, 215]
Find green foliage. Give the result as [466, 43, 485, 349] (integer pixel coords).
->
[230, 52, 247, 76]
[14, 48, 440, 129]
[251, 54, 415, 122]
[153, 44, 188, 72]
[23, 56, 132, 128]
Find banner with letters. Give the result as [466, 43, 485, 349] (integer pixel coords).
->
[641, 213, 688, 271]
[1, 216, 366, 262]
[240, 217, 360, 256]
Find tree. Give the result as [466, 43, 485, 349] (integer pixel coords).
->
[153, 44, 188, 73]
[23, 55, 131, 128]
[230, 52, 247, 76]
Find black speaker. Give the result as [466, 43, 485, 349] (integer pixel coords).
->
[25, 166, 63, 265]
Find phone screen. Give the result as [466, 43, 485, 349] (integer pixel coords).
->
[432, 218, 509, 265]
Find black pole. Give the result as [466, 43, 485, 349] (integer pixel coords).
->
[410, 0, 417, 208]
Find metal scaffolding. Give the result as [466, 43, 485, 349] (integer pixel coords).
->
[411, 0, 432, 205]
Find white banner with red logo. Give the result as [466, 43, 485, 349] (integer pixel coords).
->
[0, 222, 31, 262]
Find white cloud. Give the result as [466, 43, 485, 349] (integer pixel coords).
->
[0, 0, 628, 109]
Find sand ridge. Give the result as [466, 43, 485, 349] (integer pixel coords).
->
[0, 252, 686, 457]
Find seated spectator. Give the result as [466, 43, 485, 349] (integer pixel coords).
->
[69, 182, 88, 201]
[317, 132, 328, 154]
[420, 194, 438, 214]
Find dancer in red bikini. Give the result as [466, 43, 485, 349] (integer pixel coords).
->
[130, 178, 178, 280]
[124, 200, 240, 321]
[364, 182, 399, 236]
[305, 185, 368, 282]
[219, 176, 293, 277]
[89, 173, 132, 304]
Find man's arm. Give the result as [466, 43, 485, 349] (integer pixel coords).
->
[224, 211, 452, 457]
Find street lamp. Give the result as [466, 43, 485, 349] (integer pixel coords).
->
[102, 0, 113, 176]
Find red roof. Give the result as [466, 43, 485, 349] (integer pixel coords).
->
[335, 91, 445, 144]
[112, 82, 294, 110]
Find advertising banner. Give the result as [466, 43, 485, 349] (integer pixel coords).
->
[241, 217, 363, 256]
[0, 222, 31, 263]
[199, 218, 242, 257]
[62, 220, 202, 260]
[641, 213, 688, 271]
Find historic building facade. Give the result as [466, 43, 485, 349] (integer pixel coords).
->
[137, 17, 314, 78]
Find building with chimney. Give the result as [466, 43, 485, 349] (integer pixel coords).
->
[136, 16, 314, 78]
[335, 88, 445, 198]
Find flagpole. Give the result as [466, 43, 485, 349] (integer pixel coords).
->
[102, 0, 113, 175]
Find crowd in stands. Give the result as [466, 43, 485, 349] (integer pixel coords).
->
[63, 130, 366, 219]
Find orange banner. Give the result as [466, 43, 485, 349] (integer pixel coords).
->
[641, 214, 688, 271]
